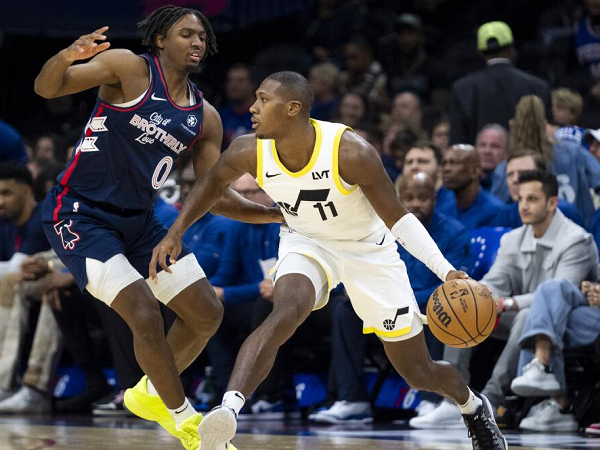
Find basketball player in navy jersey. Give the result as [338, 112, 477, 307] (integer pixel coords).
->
[152, 71, 507, 450]
[34, 6, 279, 449]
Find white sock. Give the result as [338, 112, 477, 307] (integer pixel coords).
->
[222, 390, 245, 415]
[457, 388, 482, 415]
[146, 378, 159, 396]
[168, 397, 196, 426]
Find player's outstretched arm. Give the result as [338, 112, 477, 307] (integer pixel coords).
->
[34, 27, 138, 98]
[338, 132, 467, 282]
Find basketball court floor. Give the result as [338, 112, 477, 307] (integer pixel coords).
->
[0, 415, 597, 449]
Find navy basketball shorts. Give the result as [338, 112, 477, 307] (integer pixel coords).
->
[42, 186, 204, 305]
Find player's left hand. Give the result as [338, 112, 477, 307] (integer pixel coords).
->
[445, 270, 469, 281]
[149, 232, 182, 282]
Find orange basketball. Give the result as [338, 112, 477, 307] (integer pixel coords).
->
[426, 278, 495, 348]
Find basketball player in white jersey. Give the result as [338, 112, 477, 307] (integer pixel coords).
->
[151, 72, 507, 450]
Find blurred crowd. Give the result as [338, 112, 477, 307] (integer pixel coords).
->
[1, 0, 600, 438]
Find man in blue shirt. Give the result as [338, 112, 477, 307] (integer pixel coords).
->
[442, 144, 505, 229]
[218, 64, 255, 150]
[206, 174, 281, 404]
[311, 172, 472, 424]
[496, 150, 585, 229]
[0, 120, 27, 166]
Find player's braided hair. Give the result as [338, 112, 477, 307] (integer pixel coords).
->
[138, 5, 218, 58]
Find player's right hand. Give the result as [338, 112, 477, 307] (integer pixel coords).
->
[61, 26, 111, 63]
[149, 232, 182, 283]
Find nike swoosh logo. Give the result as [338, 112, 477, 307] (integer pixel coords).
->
[151, 93, 167, 101]
[376, 235, 385, 245]
[234, 392, 245, 401]
[265, 172, 281, 178]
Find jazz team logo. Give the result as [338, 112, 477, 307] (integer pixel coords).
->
[186, 115, 197, 127]
[54, 220, 81, 250]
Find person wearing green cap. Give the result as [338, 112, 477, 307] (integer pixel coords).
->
[449, 21, 551, 146]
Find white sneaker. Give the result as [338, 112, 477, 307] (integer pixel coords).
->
[0, 386, 51, 414]
[414, 400, 437, 417]
[309, 401, 373, 424]
[198, 405, 237, 450]
[408, 400, 464, 429]
[0, 388, 13, 403]
[511, 358, 562, 397]
[519, 399, 578, 432]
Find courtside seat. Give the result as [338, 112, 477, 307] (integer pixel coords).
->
[469, 227, 511, 280]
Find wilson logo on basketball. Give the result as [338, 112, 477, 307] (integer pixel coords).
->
[431, 290, 452, 328]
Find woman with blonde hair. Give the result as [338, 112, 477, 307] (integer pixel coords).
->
[490, 95, 600, 226]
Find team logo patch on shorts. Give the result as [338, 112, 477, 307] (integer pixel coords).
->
[383, 306, 409, 330]
[54, 220, 81, 250]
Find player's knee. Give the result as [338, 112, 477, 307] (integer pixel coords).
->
[128, 302, 164, 340]
[271, 299, 310, 339]
[199, 297, 223, 333]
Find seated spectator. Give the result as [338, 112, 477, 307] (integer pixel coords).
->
[0, 119, 27, 165]
[491, 95, 600, 226]
[497, 150, 585, 228]
[380, 127, 420, 182]
[426, 113, 450, 153]
[475, 124, 508, 190]
[218, 64, 255, 150]
[592, 208, 600, 256]
[177, 162, 233, 279]
[334, 92, 368, 128]
[311, 172, 471, 423]
[398, 141, 456, 217]
[510, 278, 600, 432]
[413, 170, 598, 428]
[206, 174, 281, 407]
[339, 35, 388, 115]
[584, 127, 600, 163]
[383, 91, 424, 135]
[550, 88, 585, 146]
[309, 63, 340, 122]
[441, 144, 505, 229]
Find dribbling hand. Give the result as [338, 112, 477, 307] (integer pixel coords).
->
[149, 232, 182, 283]
[61, 26, 111, 63]
[445, 270, 469, 281]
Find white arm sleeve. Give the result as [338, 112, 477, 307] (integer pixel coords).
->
[391, 213, 456, 281]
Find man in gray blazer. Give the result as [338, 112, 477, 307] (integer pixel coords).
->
[410, 170, 598, 428]
[449, 21, 551, 145]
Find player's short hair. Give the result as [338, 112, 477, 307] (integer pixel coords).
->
[517, 169, 558, 198]
[264, 71, 314, 116]
[551, 87, 583, 119]
[138, 5, 218, 58]
[405, 140, 442, 165]
[0, 161, 33, 187]
[507, 149, 547, 171]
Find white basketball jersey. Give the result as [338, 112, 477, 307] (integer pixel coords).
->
[256, 119, 385, 241]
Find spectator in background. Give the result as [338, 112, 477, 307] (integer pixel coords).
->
[450, 21, 551, 145]
[399, 141, 456, 217]
[498, 150, 584, 228]
[426, 113, 450, 152]
[381, 127, 420, 182]
[592, 208, 600, 256]
[414, 170, 598, 428]
[378, 13, 449, 106]
[510, 278, 600, 432]
[309, 63, 340, 122]
[550, 88, 585, 145]
[219, 64, 255, 149]
[384, 91, 424, 134]
[334, 92, 368, 128]
[311, 172, 471, 424]
[206, 174, 281, 407]
[178, 162, 232, 278]
[584, 127, 600, 163]
[574, 0, 600, 85]
[0, 119, 27, 165]
[475, 124, 508, 190]
[339, 35, 388, 115]
[491, 95, 600, 226]
[441, 144, 505, 229]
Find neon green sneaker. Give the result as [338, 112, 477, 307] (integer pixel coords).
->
[123, 376, 178, 437]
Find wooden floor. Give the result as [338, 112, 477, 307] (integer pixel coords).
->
[0, 417, 597, 449]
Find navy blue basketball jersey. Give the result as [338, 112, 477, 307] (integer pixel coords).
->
[55, 54, 203, 216]
[575, 17, 600, 79]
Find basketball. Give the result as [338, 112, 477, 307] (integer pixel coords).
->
[426, 278, 495, 348]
